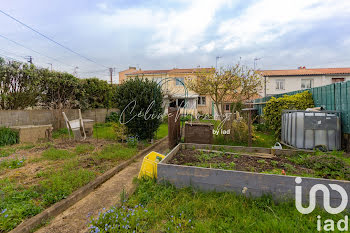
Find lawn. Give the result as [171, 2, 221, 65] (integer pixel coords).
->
[93, 123, 116, 140]
[156, 123, 168, 139]
[94, 122, 168, 140]
[89, 179, 346, 232]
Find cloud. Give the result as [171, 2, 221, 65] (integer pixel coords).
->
[148, 0, 231, 56]
[217, 0, 350, 50]
[97, 2, 108, 11]
[202, 41, 215, 52]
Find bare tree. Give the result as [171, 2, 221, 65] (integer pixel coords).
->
[186, 65, 262, 119]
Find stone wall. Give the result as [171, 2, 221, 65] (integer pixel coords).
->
[0, 108, 118, 130]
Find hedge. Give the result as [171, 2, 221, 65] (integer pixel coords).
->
[263, 91, 314, 138]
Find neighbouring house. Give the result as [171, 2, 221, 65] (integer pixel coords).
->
[119, 68, 215, 116]
[259, 67, 350, 97]
[118, 66, 137, 84]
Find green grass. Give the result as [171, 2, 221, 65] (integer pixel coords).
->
[95, 143, 138, 161]
[41, 148, 76, 160]
[0, 179, 43, 232]
[75, 144, 95, 155]
[156, 123, 168, 139]
[0, 127, 19, 147]
[90, 179, 347, 232]
[52, 128, 69, 139]
[0, 134, 151, 232]
[0, 158, 25, 171]
[37, 160, 96, 206]
[0, 161, 96, 232]
[0, 147, 16, 158]
[93, 123, 116, 140]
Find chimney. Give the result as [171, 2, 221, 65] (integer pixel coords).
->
[129, 66, 136, 70]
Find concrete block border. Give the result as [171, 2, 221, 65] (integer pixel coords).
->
[11, 136, 168, 233]
[158, 143, 350, 209]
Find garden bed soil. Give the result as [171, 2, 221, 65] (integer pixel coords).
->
[168, 149, 315, 177]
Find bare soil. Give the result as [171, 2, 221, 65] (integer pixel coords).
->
[169, 149, 313, 175]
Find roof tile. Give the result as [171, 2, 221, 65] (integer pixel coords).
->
[260, 68, 350, 76]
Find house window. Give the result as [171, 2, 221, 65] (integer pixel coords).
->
[198, 96, 206, 105]
[225, 104, 230, 111]
[276, 79, 285, 90]
[177, 99, 185, 108]
[332, 78, 345, 83]
[153, 77, 162, 86]
[175, 77, 184, 86]
[301, 79, 313, 89]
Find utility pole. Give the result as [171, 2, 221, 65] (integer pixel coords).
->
[254, 57, 261, 70]
[25, 56, 33, 64]
[73, 66, 79, 77]
[47, 63, 52, 71]
[109, 68, 113, 85]
[216, 56, 222, 69]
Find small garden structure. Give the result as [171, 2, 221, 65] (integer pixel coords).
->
[158, 143, 350, 209]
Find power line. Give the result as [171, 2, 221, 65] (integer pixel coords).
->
[0, 47, 26, 59]
[0, 52, 24, 63]
[0, 9, 108, 68]
[0, 33, 75, 68]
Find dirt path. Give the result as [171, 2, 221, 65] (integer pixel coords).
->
[36, 139, 169, 233]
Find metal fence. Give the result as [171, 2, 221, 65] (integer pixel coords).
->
[254, 81, 350, 134]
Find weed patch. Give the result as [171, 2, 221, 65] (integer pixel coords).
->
[41, 148, 75, 160]
[75, 144, 95, 155]
[90, 179, 342, 232]
[95, 144, 137, 161]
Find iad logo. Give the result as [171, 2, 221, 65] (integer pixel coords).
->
[295, 177, 348, 214]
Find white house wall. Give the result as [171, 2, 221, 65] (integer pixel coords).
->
[263, 75, 350, 96]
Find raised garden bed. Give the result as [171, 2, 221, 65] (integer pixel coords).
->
[158, 143, 350, 209]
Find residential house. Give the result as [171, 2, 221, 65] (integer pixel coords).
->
[259, 67, 350, 97]
[119, 68, 214, 116]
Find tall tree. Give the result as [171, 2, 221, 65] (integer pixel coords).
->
[0, 59, 41, 110]
[186, 65, 262, 119]
[39, 70, 82, 109]
[80, 78, 112, 109]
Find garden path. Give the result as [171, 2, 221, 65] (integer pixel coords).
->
[36, 138, 169, 233]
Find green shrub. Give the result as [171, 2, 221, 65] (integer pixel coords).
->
[229, 119, 256, 143]
[113, 77, 163, 140]
[112, 122, 127, 141]
[0, 127, 19, 146]
[105, 111, 120, 123]
[181, 114, 194, 122]
[263, 91, 314, 138]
